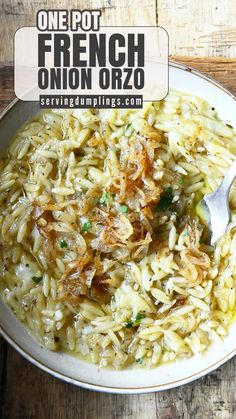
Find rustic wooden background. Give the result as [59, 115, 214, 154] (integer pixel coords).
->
[1, 0, 236, 60]
[1, 1, 236, 418]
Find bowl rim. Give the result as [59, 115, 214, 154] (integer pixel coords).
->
[1, 60, 236, 394]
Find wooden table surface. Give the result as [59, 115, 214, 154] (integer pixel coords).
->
[1, 57, 236, 419]
[1, 0, 236, 60]
[1, 1, 236, 418]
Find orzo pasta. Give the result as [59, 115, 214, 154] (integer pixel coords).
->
[1, 91, 236, 369]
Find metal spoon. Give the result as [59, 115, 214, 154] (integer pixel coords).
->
[197, 159, 236, 245]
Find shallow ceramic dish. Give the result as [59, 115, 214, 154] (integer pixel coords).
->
[1, 62, 236, 394]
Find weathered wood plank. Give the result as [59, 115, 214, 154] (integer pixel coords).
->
[0, 64, 14, 110]
[1, 344, 236, 419]
[171, 56, 236, 95]
[0, 338, 7, 419]
[1, 0, 236, 61]
[158, 0, 236, 58]
[0, 0, 156, 62]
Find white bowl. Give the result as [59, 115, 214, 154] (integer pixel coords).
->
[1, 62, 236, 393]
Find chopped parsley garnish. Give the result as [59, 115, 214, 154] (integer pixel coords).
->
[32, 276, 43, 284]
[99, 191, 109, 205]
[226, 123, 233, 129]
[82, 221, 92, 232]
[60, 240, 68, 248]
[120, 205, 128, 214]
[135, 313, 145, 323]
[124, 123, 134, 137]
[125, 313, 145, 328]
[156, 187, 174, 211]
[136, 357, 144, 364]
[125, 320, 134, 328]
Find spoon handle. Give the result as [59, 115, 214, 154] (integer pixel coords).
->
[217, 158, 236, 197]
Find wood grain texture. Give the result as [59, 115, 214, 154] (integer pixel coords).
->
[171, 56, 236, 95]
[1, 0, 236, 61]
[0, 0, 156, 61]
[158, 0, 236, 58]
[1, 59, 236, 418]
[0, 338, 7, 419]
[1, 343, 236, 419]
[0, 64, 15, 109]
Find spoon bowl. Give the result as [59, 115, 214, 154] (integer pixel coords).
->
[199, 158, 236, 245]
